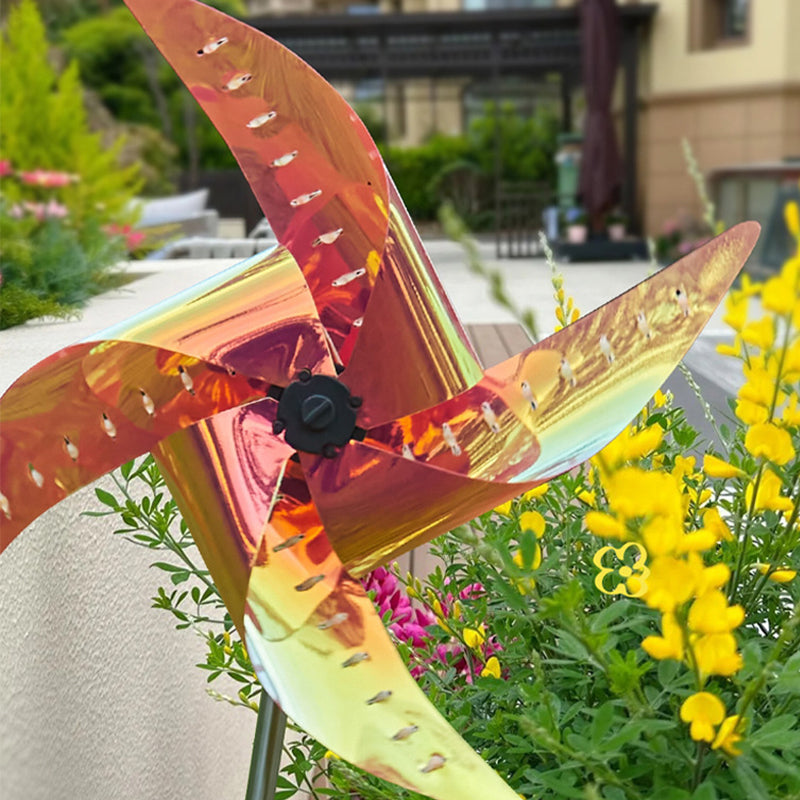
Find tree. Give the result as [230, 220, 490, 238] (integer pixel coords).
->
[0, 0, 141, 228]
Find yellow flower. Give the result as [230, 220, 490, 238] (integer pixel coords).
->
[762, 275, 796, 315]
[701, 507, 734, 542]
[723, 294, 748, 333]
[680, 692, 726, 743]
[555, 306, 566, 326]
[481, 656, 501, 679]
[736, 398, 769, 426]
[494, 500, 513, 517]
[785, 200, 800, 238]
[324, 750, 340, 760]
[757, 564, 797, 583]
[584, 511, 627, 540]
[688, 590, 745, 634]
[693, 633, 743, 677]
[711, 715, 744, 756]
[739, 365, 779, 407]
[463, 626, 486, 650]
[746, 469, 794, 512]
[577, 489, 596, 507]
[672, 455, 698, 484]
[623, 424, 664, 461]
[695, 561, 731, 595]
[745, 423, 795, 465]
[522, 483, 549, 501]
[716, 338, 742, 358]
[642, 555, 701, 612]
[641, 516, 682, 557]
[783, 394, 800, 426]
[653, 389, 669, 408]
[785, 339, 800, 380]
[605, 467, 683, 521]
[519, 510, 546, 539]
[703, 454, 743, 479]
[677, 529, 717, 553]
[741, 316, 774, 350]
[513, 544, 542, 570]
[642, 613, 684, 661]
[570, 307, 580, 323]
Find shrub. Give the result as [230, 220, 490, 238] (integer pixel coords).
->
[0, 0, 141, 327]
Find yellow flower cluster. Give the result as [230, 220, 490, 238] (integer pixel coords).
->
[588, 424, 747, 681]
[721, 212, 800, 488]
[551, 271, 580, 332]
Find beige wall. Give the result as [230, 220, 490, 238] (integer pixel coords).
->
[647, 0, 794, 96]
[641, 88, 799, 234]
[637, 0, 800, 236]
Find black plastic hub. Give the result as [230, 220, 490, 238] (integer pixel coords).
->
[274, 373, 360, 455]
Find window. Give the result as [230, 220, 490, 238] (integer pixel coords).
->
[689, 0, 750, 51]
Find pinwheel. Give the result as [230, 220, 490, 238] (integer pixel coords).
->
[0, 0, 759, 797]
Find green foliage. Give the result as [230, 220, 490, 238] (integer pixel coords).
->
[382, 104, 559, 227]
[0, 0, 141, 228]
[61, 1, 244, 174]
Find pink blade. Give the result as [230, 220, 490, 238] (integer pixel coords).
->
[339, 181, 484, 428]
[301, 441, 534, 577]
[0, 342, 268, 551]
[123, 0, 389, 354]
[366, 221, 761, 485]
[154, 397, 296, 630]
[96, 245, 335, 384]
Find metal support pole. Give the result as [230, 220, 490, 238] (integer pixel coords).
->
[245, 694, 287, 800]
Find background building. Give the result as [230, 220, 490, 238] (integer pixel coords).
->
[246, 0, 799, 240]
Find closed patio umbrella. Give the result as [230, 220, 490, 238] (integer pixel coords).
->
[579, 0, 622, 232]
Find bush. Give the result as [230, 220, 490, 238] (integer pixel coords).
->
[382, 104, 559, 228]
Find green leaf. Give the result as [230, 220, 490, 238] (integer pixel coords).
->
[94, 488, 119, 509]
[690, 782, 718, 800]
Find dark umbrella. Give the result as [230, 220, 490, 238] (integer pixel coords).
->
[578, 0, 622, 231]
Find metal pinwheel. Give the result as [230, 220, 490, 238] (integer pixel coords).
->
[0, 1, 759, 797]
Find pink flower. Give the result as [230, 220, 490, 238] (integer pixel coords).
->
[106, 223, 145, 252]
[23, 201, 46, 221]
[44, 199, 68, 219]
[19, 169, 76, 188]
[0, 160, 13, 178]
[8, 204, 24, 219]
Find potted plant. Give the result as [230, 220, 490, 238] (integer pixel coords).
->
[562, 206, 587, 243]
[607, 209, 627, 241]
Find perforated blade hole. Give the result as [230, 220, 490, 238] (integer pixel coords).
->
[196, 36, 228, 56]
[289, 189, 322, 207]
[248, 111, 277, 129]
[63, 436, 79, 462]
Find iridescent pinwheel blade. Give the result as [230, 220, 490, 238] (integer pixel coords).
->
[0, 342, 266, 550]
[339, 180, 484, 428]
[153, 397, 294, 627]
[363, 222, 760, 484]
[0, 245, 332, 549]
[156, 421, 521, 799]
[301, 441, 533, 577]
[123, 0, 389, 353]
[242, 462, 521, 800]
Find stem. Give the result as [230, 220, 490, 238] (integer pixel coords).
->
[691, 742, 707, 790]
